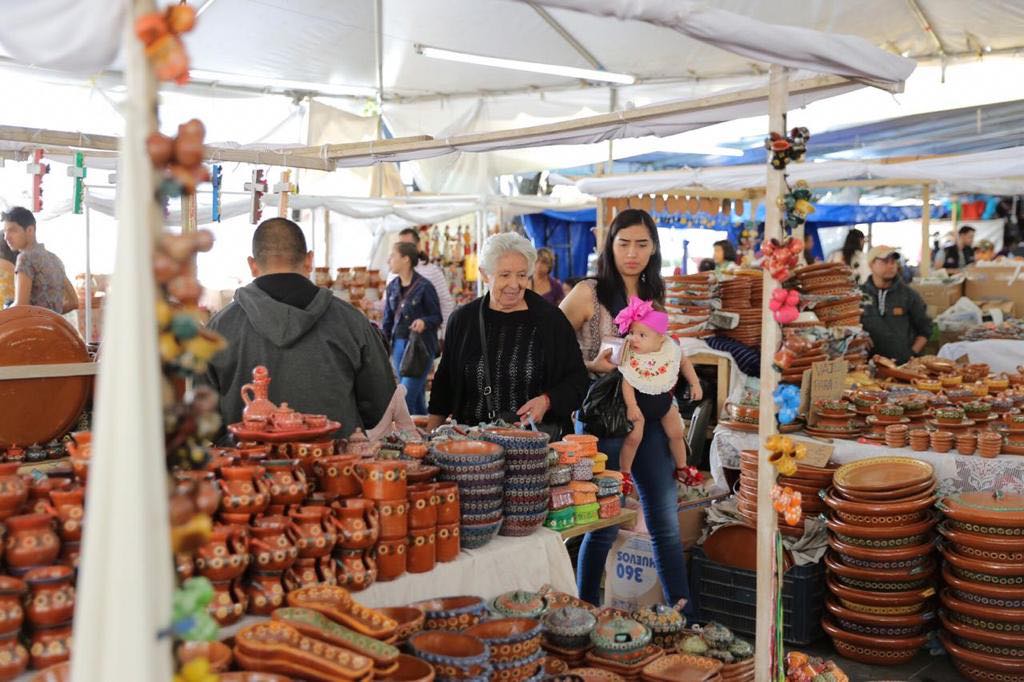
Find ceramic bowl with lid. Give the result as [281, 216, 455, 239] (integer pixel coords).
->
[542, 606, 596, 650]
[490, 591, 548, 619]
[590, 616, 651, 656]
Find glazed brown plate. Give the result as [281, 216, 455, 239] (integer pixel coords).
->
[942, 546, 1024, 576]
[824, 511, 936, 539]
[937, 491, 1024, 528]
[832, 479, 935, 502]
[826, 536, 936, 562]
[832, 456, 933, 492]
[825, 576, 933, 608]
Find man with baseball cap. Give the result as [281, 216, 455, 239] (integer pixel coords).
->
[860, 246, 931, 364]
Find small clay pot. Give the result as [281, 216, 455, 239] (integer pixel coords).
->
[284, 557, 329, 592]
[375, 538, 408, 582]
[208, 579, 247, 626]
[245, 570, 286, 616]
[5, 513, 60, 571]
[408, 528, 436, 574]
[375, 498, 409, 541]
[0, 577, 26, 636]
[436, 523, 460, 563]
[0, 631, 27, 679]
[312, 454, 362, 498]
[334, 548, 376, 592]
[29, 622, 71, 671]
[332, 498, 380, 550]
[24, 566, 75, 628]
[434, 483, 460, 525]
[408, 483, 439, 530]
[289, 506, 337, 559]
[0, 462, 28, 520]
[263, 459, 308, 507]
[248, 519, 298, 573]
[291, 440, 336, 479]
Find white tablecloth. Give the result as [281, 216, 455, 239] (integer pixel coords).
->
[710, 425, 1024, 496]
[938, 339, 1024, 374]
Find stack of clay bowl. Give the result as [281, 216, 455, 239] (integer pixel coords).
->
[736, 449, 835, 538]
[936, 492, 1024, 681]
[717, 273, 762, 347]
[996, 412, 1024, 455]
[977, 430, 1003, 458]
[481, 427, 551, 538]
[805, 399, 863, 440]
[429, 440, 505, 550]
[861, 402, 908, 444]
[820, 456, 938, 666]
[665, 274, 716, 339]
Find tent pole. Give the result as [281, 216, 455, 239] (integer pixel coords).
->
[323, 208, 332, 271]
[84, 203, 93, 345]
[920, 184, 932, 275]
[755, 63, 787, 682]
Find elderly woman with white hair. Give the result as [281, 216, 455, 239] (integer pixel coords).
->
[427, 232, 588, 436]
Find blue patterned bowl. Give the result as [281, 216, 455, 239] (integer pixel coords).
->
[442, 469, 505, 488]
[466, 618, 544, 664]
[412, 595, 489, 631]
[436, 457, 506, 476]
[461, 519, 502, 549]
[482, 428, 551, 456]
[507, 460, 551, 476]
[407, 630, 490, 678]
[460, 484, 504, 501]
[500, 511, 549, 537]
[505, 472, 550, 490]
[462, 509, 503, 526]
[431, 439, 505, 461]
[462, 497, 504, 515]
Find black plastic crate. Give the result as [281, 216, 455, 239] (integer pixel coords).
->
[689, 548, 826, 645]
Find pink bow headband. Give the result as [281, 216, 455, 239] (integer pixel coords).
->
[614, 296, 668, 336]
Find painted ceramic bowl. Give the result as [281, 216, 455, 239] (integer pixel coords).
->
[377, 606, 426, 643]
[460, 519, 502, 550]
[825, 598, 932, 637]
[460, 485, 504, 502]
[430, 440, 505, 465]
[500, 511, 550, 537]
[821, 617, 928, 666]
[542, 607, 597, 649]
[412, 596, 488, 632]
[465, 618, 543, 664]
[481, 428, 550, 456]
[377, 654, 436, 682]
[407, 631, 490, 679]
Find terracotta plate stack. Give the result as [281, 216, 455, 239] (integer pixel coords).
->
[717, 272, 762, 348]
[735, 449, 836, 538]
[820, 456, 939, 666]
[936, 492, 1024, 681]
[665, 274, 716, 338]
[793, 263, 863, 328]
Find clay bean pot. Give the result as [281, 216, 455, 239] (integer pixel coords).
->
[334, 548, 376, 592]
[312, 454, 362, 498]
[436, 523, 460, 563]
[248, 517, 298, 572]
[408, 527, 436, 574]
[5, 513, 60, 571]
[375, 498, 409, 541]
[177, 640, 233, 673]
[289, 506, 337, 559]
[0, 631, 27, 679]
[408, 484, 438, 530]
[208, 578, 246, 626]
[332, 498, 380, 550]
[357, 460, 409, 501]
[375, 538, 408, 582]
[48, 488, 84, 543]
[217, 465, 270, 524]
[0, 462, 28, 520]
[196, 524, 251, 581]
[30, 622, 72, 670]
[0, 577, 25, 636]
[263, 459, 308, 508]
[434, 483, 460, 525]
[245, 571, 285, 616]
[24, 566, 74, 628]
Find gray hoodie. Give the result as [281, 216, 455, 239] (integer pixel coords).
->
[206, 282, 395, 437]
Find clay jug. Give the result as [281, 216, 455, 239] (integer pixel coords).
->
[5, 513, 60, 570]
[249, 515, 300, 572]
[332, 498, 380, 550]
[0, 577, 26, 636]
[218, 465, 270, 524]
[49, 487, 85, 543]
[24, 565, 75, 628]
[0, 462, 28, 520]
[208, 579, 246, 626]
[240, 365, 276, 423]
[335, 548, 376, 592]
[263, 459, 308, 508]
[246, 571, 286, 616]
[312, 454, 362, 498]
[196, 525, 250, 582]
[289, 506, 337, 559]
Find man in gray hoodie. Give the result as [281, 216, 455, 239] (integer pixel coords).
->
[207, 217, 395, 437]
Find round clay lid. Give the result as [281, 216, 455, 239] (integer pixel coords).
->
[833, 456, 933, 492]
[938, 492, 1024, 528]
[491, 590, 547, 619]
[0, 307, 91, 448]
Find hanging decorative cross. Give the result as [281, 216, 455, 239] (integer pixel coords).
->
[68, 152, 87, 215]
[26, 149, 50, 212]
[273, 170, 293, 218]
[243, 169, 267, 225]
[210, 164, 222, 222]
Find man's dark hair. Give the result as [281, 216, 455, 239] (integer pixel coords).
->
[398, 227, 421, 243]
[1, 206, 35, 228]
[252, 217, 307, 267]
[0, 240, 16, 265]
[959, 225, 976, 236]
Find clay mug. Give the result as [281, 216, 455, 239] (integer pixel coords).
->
[289, 506, 337, 559]
[436, 523, 460, 563]
[374, 538, 408, 582]
[248, 515, 300, 572]
[0, 577, 26, 636]
[435, 482, 460, 525]
[335, 548, 376, 592]
[196, 525, 250, 581]
[28, 622, 71, 670]
[283, 557, 321, 592]
[48, 487, 85, 543]
[331, 498, 380, 550]
[208, 578, 247, 626]
[24, 477, 70, 517]
[24, 565, 75, 628]
[245, 570, 286, 616]
[356, 459, 408, 501]
[312, 454, 362, 498]
[407, 527, 436, 574]
[408, 483, 438, 530]
[217, 465, 270, 524]
[292, 440, 336, 479]
[263, 460, 308, 508]
[375, 498, 409, 541]
[0, 462, 28, 520]
[0, 631, 27, 680]
[4, 513, 60, 571]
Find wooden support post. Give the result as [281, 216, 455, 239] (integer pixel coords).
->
[755, 63, 787, 682]
[323, 208, 332, 271]
[180, 193, 197, 234]
[920, 184, 932, 275]
[275, 170, 292, 218]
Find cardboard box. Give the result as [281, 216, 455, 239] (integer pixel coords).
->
[964, 264, 1024, 316]
[912, 279, 964, 316]
[604, 530, 664, 611]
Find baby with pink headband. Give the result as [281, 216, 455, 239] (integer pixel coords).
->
[613, 296, 702, 491]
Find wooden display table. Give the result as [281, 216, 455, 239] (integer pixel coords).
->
[689, 351, 731, 416]
[560, 509, 638, 540]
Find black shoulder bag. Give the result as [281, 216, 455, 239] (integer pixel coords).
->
[477, 294, 564, 441]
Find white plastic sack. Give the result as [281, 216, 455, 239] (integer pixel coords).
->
[935, 296, 983, 332]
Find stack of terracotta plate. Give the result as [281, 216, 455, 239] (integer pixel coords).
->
[936, 492, 1024, 681]
[665, 274, 716, 339]
[735, 449, 835, 537]
[820, 456, 938, 666]
[715, 274, 760, 347]
[793, 263, 863, 328]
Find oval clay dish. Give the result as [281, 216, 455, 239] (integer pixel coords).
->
[0, 307, 92, 448]
[826, 576, 934, 608]
[824, 552, 936, 582]
[832, 457, 934, 493]
[939, 611, 1024, 649]
[942, 564, 1024, 602]
[937, 492, 1024, 529]
[823, 489, 936, 516]
[941, 546, 1024, 577]
[939, 587, 1024, 624]
[825, 511, 936, 540]
[938, 631, 1024, 675]
[936, 521, 1024, 553]
[832, 479, 936, 502]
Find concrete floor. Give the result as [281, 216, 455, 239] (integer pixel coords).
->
[797, 640, 964, 681]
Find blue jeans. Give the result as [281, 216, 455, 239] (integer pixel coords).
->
[390, 337, 432, 416]
[576, 421, 693, 616]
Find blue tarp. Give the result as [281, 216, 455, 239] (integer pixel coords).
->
[753, 203, 945, 226]
[522, 209, 596, 280]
